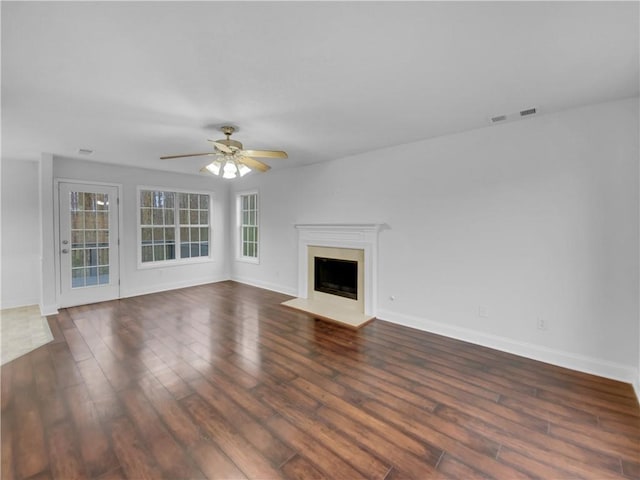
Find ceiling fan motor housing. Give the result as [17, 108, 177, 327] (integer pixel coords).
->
[216, 139, 243, 151]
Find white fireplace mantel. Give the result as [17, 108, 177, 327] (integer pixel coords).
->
[294, 223, 384, 317]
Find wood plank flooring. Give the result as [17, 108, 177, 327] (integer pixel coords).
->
[2, 280, 639, 479]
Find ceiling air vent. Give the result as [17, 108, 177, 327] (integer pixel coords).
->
[490, 114, 507, 123]
[520, 107, 537, 117]
[77, 148, 94, 155]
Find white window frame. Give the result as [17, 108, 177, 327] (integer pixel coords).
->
[137, 186, 214, 269]
[236, 190, 260, 264]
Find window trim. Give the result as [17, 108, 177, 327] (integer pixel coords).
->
[236, 189, 260, 264]
[136, 185, 214, 269]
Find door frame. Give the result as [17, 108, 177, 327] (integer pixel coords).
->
[54, 178, 124, 307]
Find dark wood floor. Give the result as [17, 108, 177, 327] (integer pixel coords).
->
[2, 281, 639, 479]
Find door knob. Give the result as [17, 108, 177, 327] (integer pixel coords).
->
[62, 249, 69, 254]
[62, 240, 69, 245]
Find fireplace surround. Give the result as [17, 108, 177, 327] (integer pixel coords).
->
[281, 224, 383, 328]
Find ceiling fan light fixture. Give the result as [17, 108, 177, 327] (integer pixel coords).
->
[222, 160, 238, 179]
[238, 163, 251, 177]
[206, 160, 222, 175]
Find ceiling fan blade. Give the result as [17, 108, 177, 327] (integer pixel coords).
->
[241, 149, 288, 159]
[160, 152, 214, 160]
[238, 156, 271, 172]
[207, 140, 234, 154]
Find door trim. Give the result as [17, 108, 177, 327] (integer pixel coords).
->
[54, 178, 124, 307]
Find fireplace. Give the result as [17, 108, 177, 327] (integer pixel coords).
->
[281, 223, 384, 328]
[314, 257, 358, 300]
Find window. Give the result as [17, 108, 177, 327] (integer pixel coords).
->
[238, 192, 259, 261]
[139, 189, 210, 265]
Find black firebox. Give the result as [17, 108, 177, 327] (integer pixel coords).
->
[314, 257, 358, 300]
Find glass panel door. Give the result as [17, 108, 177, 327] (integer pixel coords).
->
[59, 182, 120, 307]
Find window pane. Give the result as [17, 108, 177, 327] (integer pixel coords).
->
[200, 227, 208, 241]
[181, 243, 190, 258]
[165, 244, 175, 260]
[97, 230, 108, 246]
[71, 212, 84, 229]
[85, 212, 96, 229]
[165, 208, 174, 225]
[84, 193, 96, 211]
[153, 227, 164, 244]
[152, 192, 163, 208]
[190, 243, 200, 257]
[72, 250, 84, 268]
[98, 266, 109, 284]
[96, 212, 108, 230]
[142, 246, 153, 263]
[189, 194, 198, 210]
[165, 227, 175, 243]
[153, 208, 164, 225]
[141, 228, 152, 245]
[165, 193, 174, 209]
[179, 209, 189, 224]
[95, 194, 106, 210]
[201, 243, 209, 256]
[180, 227, 189, 242]
[86, 267, 98, 286]
[84, 230, 96, 247]
[87, 249, 98, 267]
[98, 248, 109, 266]
[154, 245, 165, 261]
[141, 208, 152, 225]
[179, 193, 188, 209]
[199, 211, 208, 225]
[141, 190, 152, 207]
[190, 227, 199, 242]
[72, 268, 85, 288]
[190, 210, 199, 225]
[72, 231, 84, 248]
[70, 192, 81, 211]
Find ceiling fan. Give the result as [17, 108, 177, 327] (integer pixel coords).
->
[160, 126, 288, 179]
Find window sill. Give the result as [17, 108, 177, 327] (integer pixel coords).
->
[137, 256, 214, 270]
[236, 256, 260, 265]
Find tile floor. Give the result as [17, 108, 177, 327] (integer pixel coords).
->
[1, 305, 53, 365]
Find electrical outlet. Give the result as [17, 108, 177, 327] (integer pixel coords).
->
[478, 306, 489, 318]
[537, 317, 547, 330]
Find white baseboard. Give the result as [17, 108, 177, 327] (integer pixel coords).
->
[121, 275, 230, 299]
[230, 275, 297, 297]
[377, 308, 638, 386]
[0, 296, 41, 311]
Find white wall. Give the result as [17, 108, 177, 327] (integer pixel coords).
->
[53, 157, 230, 301]
[231, 97, 639, 383]
[1, 159, 41, 308]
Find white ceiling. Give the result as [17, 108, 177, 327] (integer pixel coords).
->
[2, 1, 638, 176]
